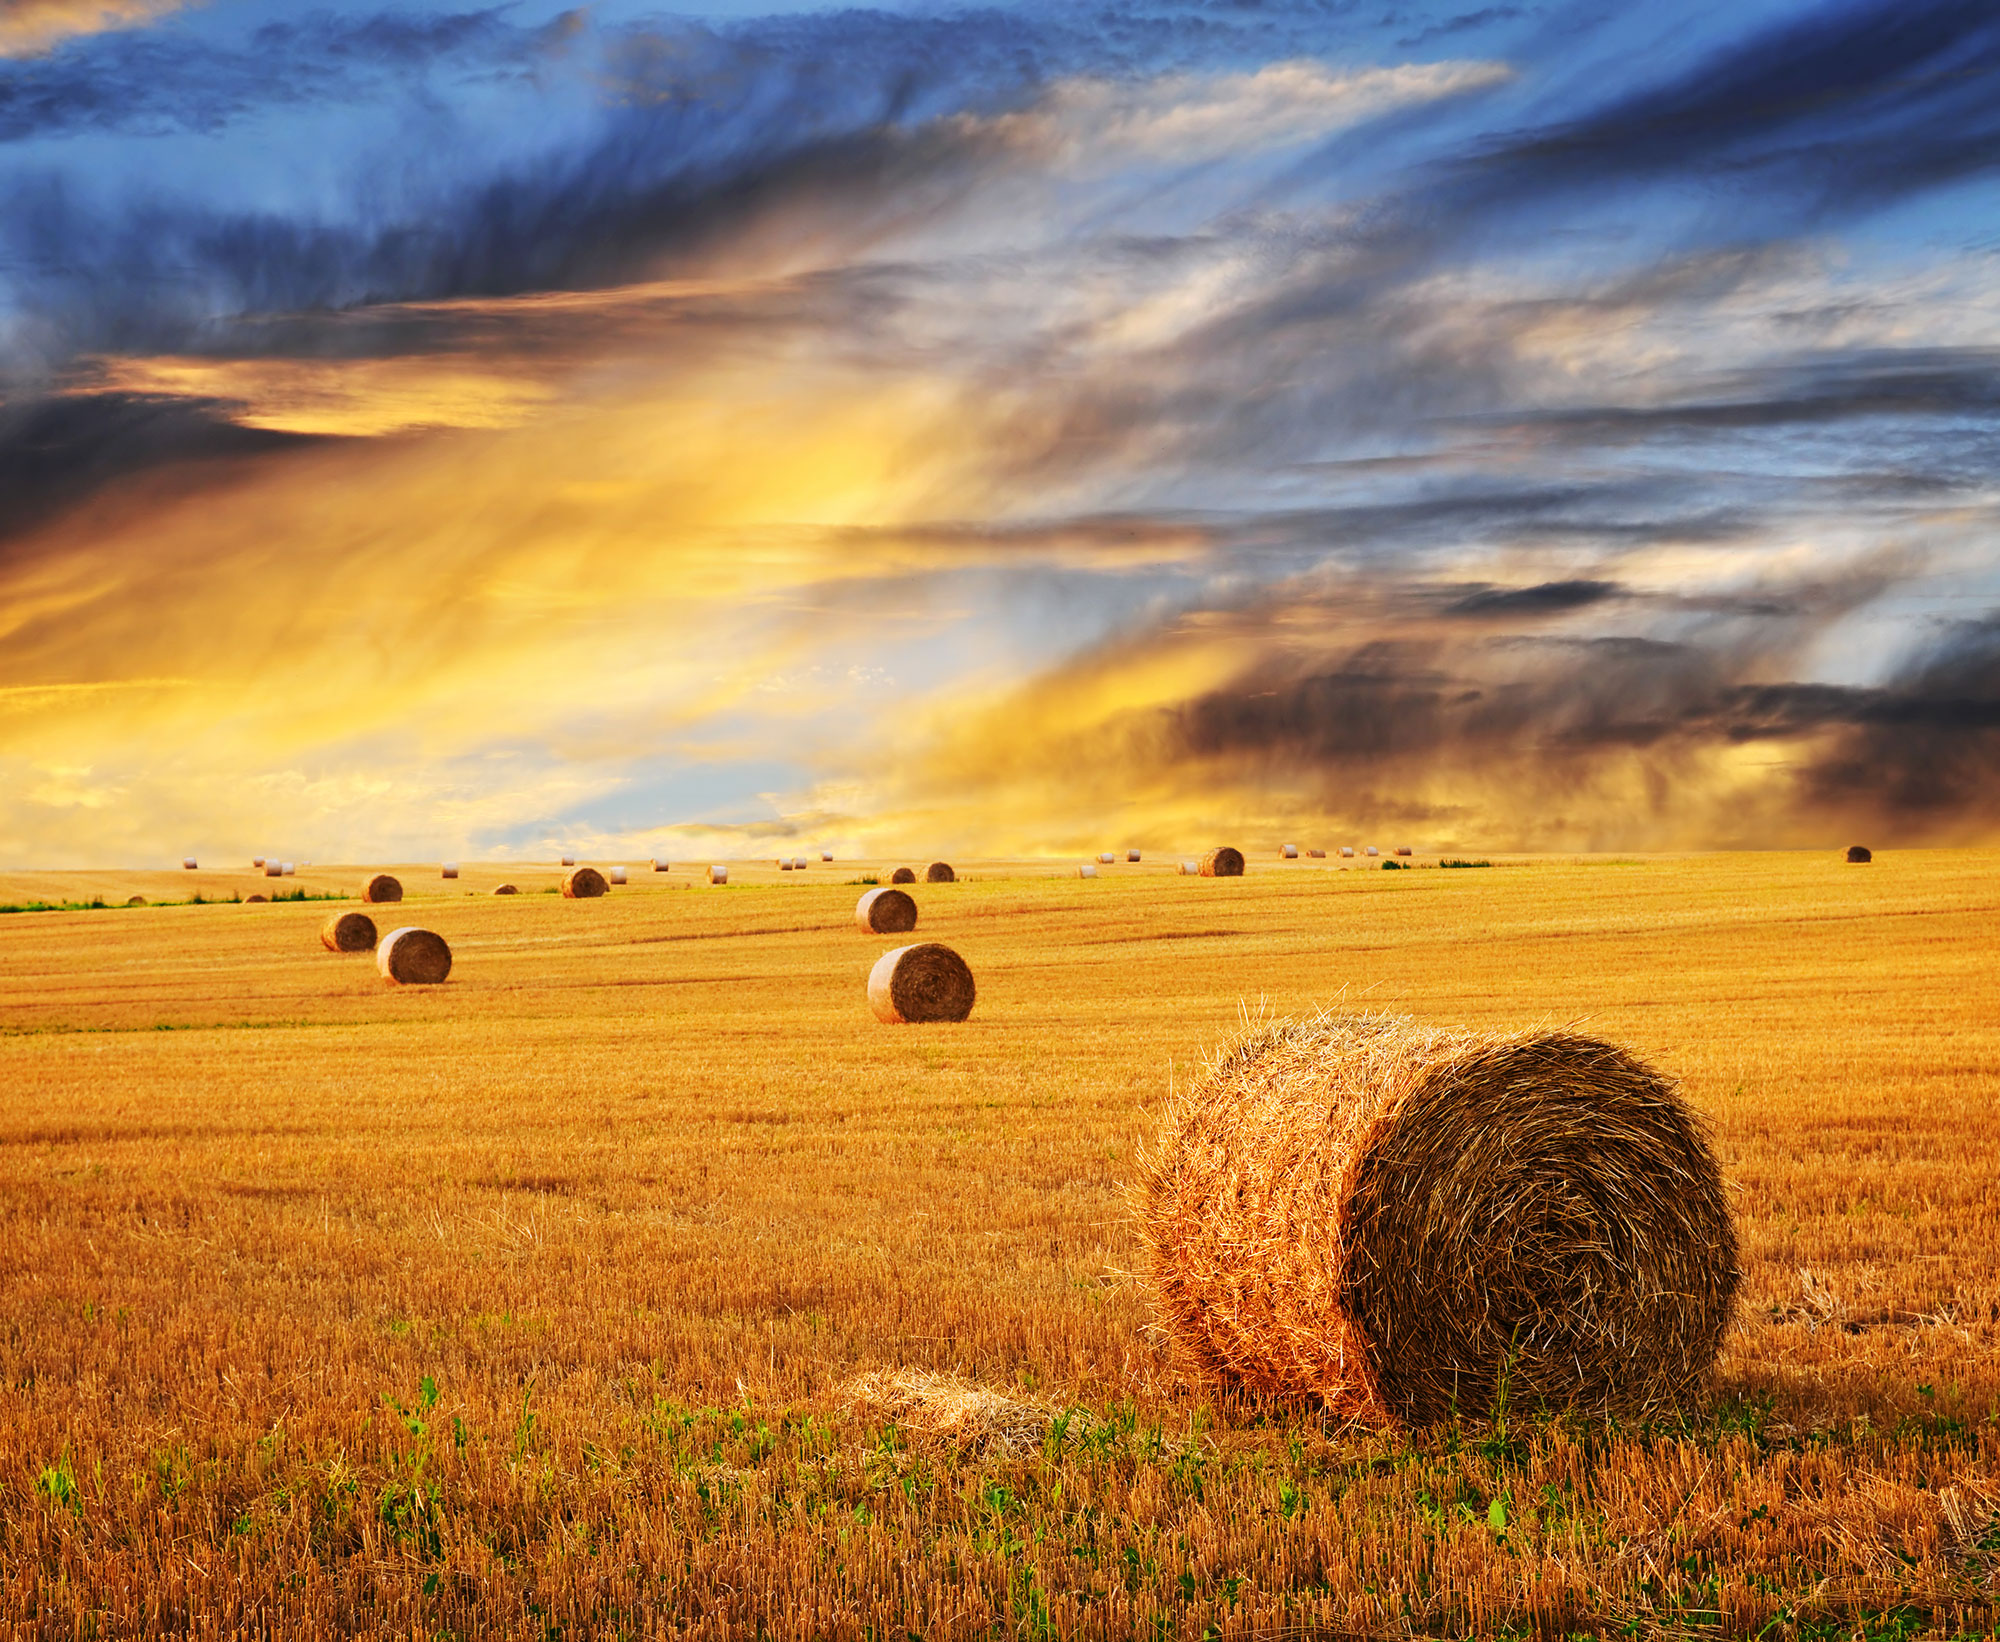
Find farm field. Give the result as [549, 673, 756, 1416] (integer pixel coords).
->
[1, 850, 1997, 1638]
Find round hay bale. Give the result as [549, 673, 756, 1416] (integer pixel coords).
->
[1098, 852, 1116, 864]
[493, 883, 518, 895]
[609, 866, 628, 885]
[1282, 844, 1299, 859]
[867, 943, 975, 1024]
[793, 856, 809, 870]
[925, 861, 955, 883]
[378, 927, 452, 985]
[561, 855, 576, 867]
[127, 895, 147, 906]
[1395, 847, 1413, 857]
[362, 874, 403, 904]
[441, 863, 459, 880]
[1079, 863, 1099, 878]
[1179, 860, 1199, 875]
[563, 866, 609, 899]
[264, 861, 283, 877]
[1127, 849, 1141, 862]
[282, 862, 296, 877]
[856, 887, 918, 934]
[1141, 1011, 1738, 1426]
[320, 911, 377, 952]
[253, 857, 266, 869]
[1339, 847, 1355, 859]
[821, 851, 833, 862]
[652, 859, 669, 872]
[1308, 849, 1326, 859]
[245, 893, 268, 903]
[182, 857, 197, 870]
[890, 866, 918, 885]
[708, 865, 729, 885]
[1846, 845, 1872, 864]
[779, 859, 794, 871]
[1199, 847, 1244, 878]
[1365, 846, 1380, 857]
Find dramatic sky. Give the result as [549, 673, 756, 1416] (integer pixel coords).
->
[3, 0, 1998, 865]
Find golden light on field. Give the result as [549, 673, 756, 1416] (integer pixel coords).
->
[2, 852, 1996, 1632]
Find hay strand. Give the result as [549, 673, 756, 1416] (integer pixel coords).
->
[320, 911, 378, 953]
[1846, 845, 1872, 863]
[856, 887, 918, 934]
[925, 861, 956, 883]
[362, 874, 403, 904]
[562, 866, 609, 898]
[377, 927, 452, 985]
[890, 867, 917, 885]
[867, 943, 976, 1024]
[1199, 847, 1244, 878]
[1140, 1011, 1738, 1427]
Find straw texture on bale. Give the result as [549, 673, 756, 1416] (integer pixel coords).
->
[1079, 863, 1099, 878]
[320, 911, 378, 953]
[867, 943, 976, 1024]
[362, 874, 403, 904]
[1282, 844, 1299, 859]
[609, 866, 627, 885]
[925, 861, 956, 883]
[493, 884, 518, 895]
[856, 887, 918, 935]
[1846, 845, 1872, 863]
[1199, 847, 1245, 878]
[890, 867, 917, 885]
[377, 927, 452, 986]
[562, 866, 609, 899]
[1141, 1011, 1738, 1427]
[441, 864, 459, 880]
[708, 865, 728, 885]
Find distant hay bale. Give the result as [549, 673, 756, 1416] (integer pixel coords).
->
[127, 896, 146, 906]
[1366, 846, 1380, 857]
[1140, 1011, 1739, 1427]
[362, 874, 403, 904]
[441, 863, 459, 880]
[562, 866, 609, 898]
[779, 859, 793, 871]
[1179, 860, 1199, 875]
[1395, 847, 1413, 857]
[794, 856, 809, 870]
[494, 884, 519, 895]
[1846, 845, 1872, 864]
[182, 857, 197, 870]
[264, 862, 283, 878]
[282, 863, 296, 876]
[253, 857, 266, 869]
[1079, 863, 1099, 878]
[561, 855, 576, 867]
[821, 851, 833, 862]
[1282, 844, 1299, 859]
[320, 911, 377, 952]
[1200, 847, 1245, 878]
[652, 859, 669, 872]
[1308, 849, 1326, 859]
[1339, 847, 1355, 859]
[1098, 853, 1116, 864]
[609, 866, 628, 885]
[1128, 849, 1141, 862]
[868, 943, 976, 1024]
[377, 927, 452, 985]
[926, 861, 956, 883]
[891, 867, 918, 885]
[708, 865, 729, 885]
[245, 893, 268, 903]
[856, 887, 919, 934]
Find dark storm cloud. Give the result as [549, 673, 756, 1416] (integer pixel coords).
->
[0, 390, 320, 550]
[1443, 578, 1620, 616]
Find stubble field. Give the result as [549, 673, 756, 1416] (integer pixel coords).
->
[1, 850, 1997, 1639]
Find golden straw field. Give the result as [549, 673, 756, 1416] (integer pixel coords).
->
[2, 851, 1997, 1638]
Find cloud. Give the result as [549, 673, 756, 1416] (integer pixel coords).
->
[0, 0, 181, 58]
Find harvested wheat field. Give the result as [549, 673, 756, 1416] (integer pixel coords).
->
[2, 851, 1999, 1638]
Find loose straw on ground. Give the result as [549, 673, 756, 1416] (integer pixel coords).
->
[1140, 1010, 1738, 1427]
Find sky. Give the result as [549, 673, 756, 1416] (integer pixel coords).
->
[2, 0, 1997, 866]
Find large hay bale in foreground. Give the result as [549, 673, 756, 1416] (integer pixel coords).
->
[1846, 845, 1872, 863]
[1199, 847, 1244, 878]
[320, 911, 378, 953]
[856, 887, 918, 934]
[925, 861, 955, 883]
[1141, 1012, 1738, 1427]
[377, 927, 452, 985]
[891, 866, 917, 885]
[563, 866, 609, 899]
[362, 874, 403, 904]
[868, 943, 976, 1023]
